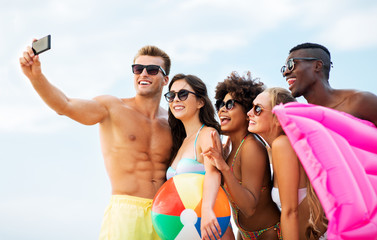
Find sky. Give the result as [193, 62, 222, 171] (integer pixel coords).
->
[1, 0, 377, 239]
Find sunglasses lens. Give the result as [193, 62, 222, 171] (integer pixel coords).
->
[132, 65, 143, 74]
[254, 105, 262, 116]
[287, 59, 294, 71]
[165, 90, 192, 102]
[146, 66, 159, 75]
[217, 99, 236, 111]
[281, 59, 295, 75]
[132, 65, 161, 75]
[225, 100, 235, 110]
[178, 90, 189, 101]
[165, 92, 175, 102]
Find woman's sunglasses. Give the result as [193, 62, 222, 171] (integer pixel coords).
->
[280, 57, 319, 76]
[164, 89, 198, 103]
[251, 104, 270, 116]
[132, 64, 167, 76]
[216, 99, 239, 111]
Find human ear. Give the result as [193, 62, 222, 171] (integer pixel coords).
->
[315, 60, 324, 72]
[197, 98, 205, 109]
[273, 115, 281, 128]
[163, 76, 169, 86]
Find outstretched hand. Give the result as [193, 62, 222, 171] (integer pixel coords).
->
[19, 40, 43, 79]
[202, 131, 229, 172]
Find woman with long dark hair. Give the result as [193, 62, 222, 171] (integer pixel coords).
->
[164, 73, 233, 239]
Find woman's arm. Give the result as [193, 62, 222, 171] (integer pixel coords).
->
[222, 136, 267, 217]
[203, 132, 267, 216]
[272, 135, 300, 240]
[200, 128, 222, 240]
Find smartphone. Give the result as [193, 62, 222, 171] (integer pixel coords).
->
[32, 35, 51, 55]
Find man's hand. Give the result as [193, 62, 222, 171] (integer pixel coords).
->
[19, 40, 43, 79]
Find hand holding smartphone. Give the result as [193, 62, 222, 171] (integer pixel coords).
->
[32, 35, 51, 55]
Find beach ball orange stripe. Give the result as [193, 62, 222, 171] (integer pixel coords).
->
[194, 186, 230, 218]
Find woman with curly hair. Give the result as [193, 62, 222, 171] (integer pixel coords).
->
[247, 87, 327, 240]
[203, 72, 282, 240]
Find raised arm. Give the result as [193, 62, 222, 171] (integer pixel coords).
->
[19, 44, 108, 125]
[272, 135, 300, 240]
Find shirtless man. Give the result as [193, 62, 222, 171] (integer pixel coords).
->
[281, 42, 377, 126]
[20, 43, 172, 239]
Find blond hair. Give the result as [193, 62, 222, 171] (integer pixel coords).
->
[265, 87, 327, 238]
[133, 45, 171, 75]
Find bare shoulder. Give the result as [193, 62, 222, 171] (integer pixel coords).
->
[244, 134, 266, 151]
[94, 94, 118, 101]
[92, 96, 139, 126]
[341, 89, 377, 101]
[271, 135, 298, 169]
[94, 95, 138, 112]
[200, 126, 218, 135]
[341, 90, 377, 125]
[347, 90, 377, 104]
[93, 95, 125, 106]
[271, 135, 291, 151]
[197, 126, 219, 147]
[240, 134, 268, 164]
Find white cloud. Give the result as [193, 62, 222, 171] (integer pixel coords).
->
[318, 5, 377, 50]
[281, 0, 377, 51]
[167, 32, 248, 64]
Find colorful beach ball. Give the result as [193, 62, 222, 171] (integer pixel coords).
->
[152, 173, 231, 240]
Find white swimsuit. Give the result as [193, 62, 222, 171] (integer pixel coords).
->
[271, 188, 328, 239]
[271, 187, 307, 210]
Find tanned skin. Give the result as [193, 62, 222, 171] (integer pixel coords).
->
[19, 45, 172, 199]
[283, 48, 377, 127]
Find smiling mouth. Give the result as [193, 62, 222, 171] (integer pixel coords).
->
[220, 116, 230, 124]
[139, 80, 151, 85]
[287, 78, 296, 86]
[173, 105, 184, 110]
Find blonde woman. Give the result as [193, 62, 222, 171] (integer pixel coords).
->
[247, 87, 327, 240]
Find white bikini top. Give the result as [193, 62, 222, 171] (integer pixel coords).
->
[271, 187, 307, 210]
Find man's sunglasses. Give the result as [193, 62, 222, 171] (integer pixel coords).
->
[132, 64, 167, 76]
[251, 104, 270, 116]
[280, 57, 319, 76]
[164, 89, 199, 103]
[216, 99, 240, 111]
